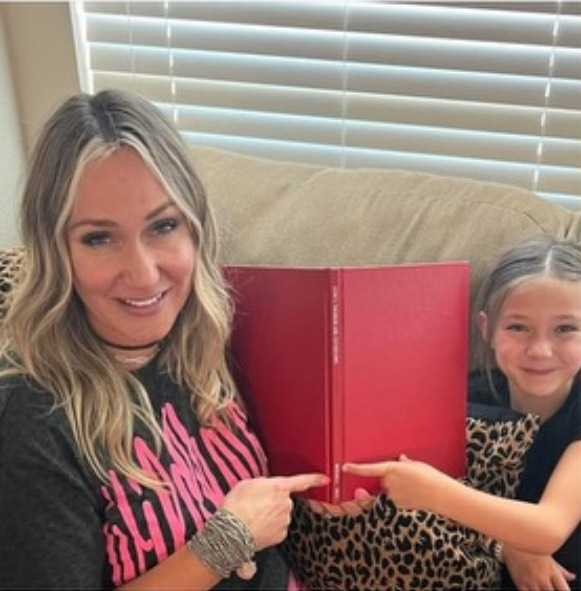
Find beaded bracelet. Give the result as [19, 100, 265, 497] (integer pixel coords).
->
[187, 508, 257, 580]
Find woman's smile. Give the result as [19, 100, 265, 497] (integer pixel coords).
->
[117, 290, 167, 312]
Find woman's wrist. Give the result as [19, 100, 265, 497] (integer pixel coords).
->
[187, 508, 257, 580]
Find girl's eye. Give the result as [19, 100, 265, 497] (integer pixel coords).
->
[81, 232, 111, 247]
[505, 323, 528, 332]
[151, 218, 179, 235]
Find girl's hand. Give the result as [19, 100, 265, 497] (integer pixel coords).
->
[503, 545, 576, 591]
[221, 473, 329, 550]
[343, 455, 454, 512]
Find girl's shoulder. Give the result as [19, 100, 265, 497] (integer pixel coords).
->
[571, 373, 581, 400]
[563, 374, 581, 440]
[467, 369, 510, 406]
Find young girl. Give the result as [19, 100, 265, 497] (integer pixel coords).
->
[345, 235, 581, 590]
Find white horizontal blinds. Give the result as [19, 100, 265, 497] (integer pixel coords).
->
[81, 1, 348, 150]
[77, 1, 581, 208]
[340, 2, 581, 208]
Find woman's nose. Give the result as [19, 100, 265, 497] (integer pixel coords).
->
[120, 243, 160, 288]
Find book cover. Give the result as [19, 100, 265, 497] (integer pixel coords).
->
[225, 263, 469, 503]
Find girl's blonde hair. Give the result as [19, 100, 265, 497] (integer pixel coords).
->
[0, 89, 238, 485]
[474, 234, 581, 381]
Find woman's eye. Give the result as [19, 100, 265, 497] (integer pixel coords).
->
[151, 218, 179, 235]
[556, 324, 580, 334]
[81, 232, 111, 247]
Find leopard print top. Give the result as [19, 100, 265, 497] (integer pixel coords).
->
[284, 412, 541, 591]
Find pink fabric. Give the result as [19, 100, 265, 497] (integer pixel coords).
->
[100, 402, 266, 586]
[288, 570, 308, 590]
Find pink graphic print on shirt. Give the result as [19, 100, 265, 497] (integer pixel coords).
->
[101, 402, 267, 586]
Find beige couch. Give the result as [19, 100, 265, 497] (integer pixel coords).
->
[1, 146, 580, 366]
[193, 146, 581, 365]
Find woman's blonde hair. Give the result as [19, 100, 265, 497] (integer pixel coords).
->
[0, 89, 238, 485]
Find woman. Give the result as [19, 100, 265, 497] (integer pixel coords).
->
[0, 89, 326, 590]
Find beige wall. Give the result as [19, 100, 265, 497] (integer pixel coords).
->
[0, 2, 80, 247]
[0, 6, 22, 248]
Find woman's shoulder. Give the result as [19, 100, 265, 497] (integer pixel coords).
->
[0, 372, 68, 443]
[0, 371, 99, 485]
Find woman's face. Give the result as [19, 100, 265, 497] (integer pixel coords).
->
[67, 147, 196, 347]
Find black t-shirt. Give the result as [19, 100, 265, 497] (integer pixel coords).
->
[469, 370, 581, 589]
[0, 362, 290, 590]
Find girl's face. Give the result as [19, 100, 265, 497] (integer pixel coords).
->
[480, 277, 581, 415]
[67, 148, 196, 347]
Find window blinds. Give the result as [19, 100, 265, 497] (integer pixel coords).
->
[72, 1, 581, 208]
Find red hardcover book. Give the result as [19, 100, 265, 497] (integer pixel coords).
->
[225, 263, 469, 503]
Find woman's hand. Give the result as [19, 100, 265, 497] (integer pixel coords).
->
[343, 455, 454, 512]
[503, 545, 576, 591]
[221, 473, 329, 550]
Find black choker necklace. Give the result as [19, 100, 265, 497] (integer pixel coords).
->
[96, 335, 163, 351]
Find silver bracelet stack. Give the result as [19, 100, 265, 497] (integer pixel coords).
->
[187, 508, 257, 580]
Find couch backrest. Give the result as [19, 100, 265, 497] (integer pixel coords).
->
[194, 146, 580, 299]
[192, 146, 581, 366]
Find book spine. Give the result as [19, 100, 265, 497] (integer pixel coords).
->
[331, 282, 340, 365]
[330, 269, 343, 504]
